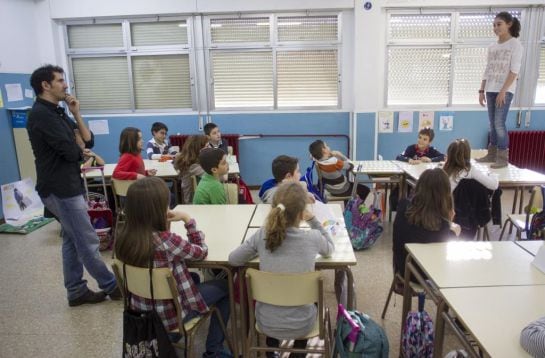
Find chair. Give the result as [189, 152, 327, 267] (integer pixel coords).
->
[111, 179, 135, 237]
[314, 161, 352, 203]
[244, 268, 332, 357]
[499, 186, 542, 241]
[223, 183, 239, 204]
[452, 179, 493, 240]
[112, 259, 232, 358]
[381, 273, 422, 319]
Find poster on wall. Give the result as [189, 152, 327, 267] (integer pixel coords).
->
[398, 111, 413, 133]
[439, 115, 454, 131]
[378, 111, 394, 133]
[418, 111, 434, 130]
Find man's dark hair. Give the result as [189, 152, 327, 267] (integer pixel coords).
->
[272, 155, 299, 182]
[419, 127, 435, 142]
[30, 65, 64, 95]
[203, 122, 219, 136]
[151, 122, 168, 135]
[199, 148, 225, 175]
[309, 140, 326, 160]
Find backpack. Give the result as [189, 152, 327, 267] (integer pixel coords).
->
[401, 292, 434, 358]
[302, 161, 326, 203]
[527, 185, 545, 240]
[343, 192, 384, 250]
[334, 304, 389, 358]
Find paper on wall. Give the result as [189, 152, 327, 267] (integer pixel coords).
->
[439, 115, 453, 131]
[5, 83, 23, 102]
[398, 111, 413, 133]
[378, 111, 394, 133]
[418, 111, 434, 130]
[24, 89, 34, 99]
[88, 119, 109, 135]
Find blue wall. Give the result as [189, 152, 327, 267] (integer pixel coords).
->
[356, 109, 545, 161]
[0, 73, 33, 220]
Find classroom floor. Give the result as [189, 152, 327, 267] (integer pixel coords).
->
[0, 189, 522, 357]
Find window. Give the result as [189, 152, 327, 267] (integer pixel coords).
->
[536, 22, 545, 104]
[66, 19, 193, 112]
[206, 14, 340, 110]
[386, 10, 522, 107]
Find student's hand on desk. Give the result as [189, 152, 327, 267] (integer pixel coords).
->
[148, 169, 157, 176]
[302, 209, 315, 222]
[420, 156, 431, 163]
[64, 95, 80, 114]
[167, 210, 191, 224]
[450, 223, 461, 237]
[136, 174, 146, 180]
[408, 159, 421, 165]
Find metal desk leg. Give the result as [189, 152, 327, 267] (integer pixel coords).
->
[433, 299, 448, 358]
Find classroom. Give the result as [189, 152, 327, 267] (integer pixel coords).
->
[1, 0, 545, 357]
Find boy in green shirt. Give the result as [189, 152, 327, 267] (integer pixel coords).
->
[193, 148, 229, 204]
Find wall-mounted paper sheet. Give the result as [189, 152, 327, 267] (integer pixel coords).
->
[88, 120, 109, 135]
[398, 111, 413, 133]
[5, 83, 23, 102]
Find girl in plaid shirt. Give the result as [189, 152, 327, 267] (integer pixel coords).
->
[115, 177, 231, 358]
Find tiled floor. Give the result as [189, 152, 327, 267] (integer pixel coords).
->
[0, 189, 522, 357]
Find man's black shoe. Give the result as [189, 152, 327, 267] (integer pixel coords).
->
[68, 289, 106, 307]
[108, 286, 123, 300]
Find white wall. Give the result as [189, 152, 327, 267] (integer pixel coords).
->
[0, 0, 40, 73]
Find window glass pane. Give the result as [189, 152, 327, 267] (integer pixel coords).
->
[210, 17, 270, 43]
[132, 55, 192, 109]
[68, 24, 123, 48]
[536, 47, 545, 104]
[458, 11, 521, 40]
[452, 47, 487, 105]
[389, 14, 451, 41]
[277, 15, 338, 42]
[72, 57, 131, 110]
[211, 51, 273, 108]
[388, 48, 451, 105]
[131, 21, 188, 46]
[277, 50, 338, 107]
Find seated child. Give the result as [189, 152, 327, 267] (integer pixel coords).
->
[229, 182, 335, 358]
[204, 122, 228, 154]
[520, 316, 545, 357]
[259, 155, 302, 203]
[393, 168, 460, 278]
[309, 140, 370, 201]
[173, 135, 208, 204]
[75, 129, 105, 168]
[443, 138, 499, 192]
[396, 127, 445, 164]
[115, 177, 231, 358]
[113, 127, 157, 180]
[193, 148, 229, 204]
[146, 122, 171, 160]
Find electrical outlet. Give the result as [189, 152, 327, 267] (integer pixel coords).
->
[525, 111, 531, 128]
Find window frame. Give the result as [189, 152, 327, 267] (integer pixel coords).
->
[204, 12, 342, 111]
[384, 8, 526, 109]
[64, 16, 197, 114]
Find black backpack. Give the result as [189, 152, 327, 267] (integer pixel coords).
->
[527, 185, 545, 240]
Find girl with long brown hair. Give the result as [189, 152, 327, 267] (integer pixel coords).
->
[393, 168, 460, 277]
[173, 135, 208, 204]
[229, 182, 335, 357]
[115, 177, 231, 358]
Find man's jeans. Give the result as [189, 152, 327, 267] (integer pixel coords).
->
[486, 92, 514, 150]
[42, 193, 116, 300]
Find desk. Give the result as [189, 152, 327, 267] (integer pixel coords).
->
[516, 240, 544, 256]
[249, 203, 344, 228]
[351, 161, 405, 220]
[401, 241, 545, 357]
[439, 285, 545, 357]
[170, 204, 256, 357]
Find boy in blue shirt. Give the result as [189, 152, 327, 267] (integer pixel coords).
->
[396, 127, 444, 164]
[146, 122, 172, 159]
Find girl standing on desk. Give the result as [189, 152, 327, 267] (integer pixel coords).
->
[393, 168, 460, 278]
[229, 182, 335, 358]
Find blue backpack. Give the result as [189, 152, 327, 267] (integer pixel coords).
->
[302, 161, 326, 203]
[334, 304, 389, 358]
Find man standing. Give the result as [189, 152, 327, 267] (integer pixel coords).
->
[27, 65, 120, 306]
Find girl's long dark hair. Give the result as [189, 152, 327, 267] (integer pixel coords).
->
[114, 177, 170, 267]
[443, 139, 471, 180]
[496, 12, 521, 38]
[173, 135, 208, 173]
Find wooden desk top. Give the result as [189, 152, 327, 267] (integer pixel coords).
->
[406, 241, 545, 288]
[170, 204, 256, 263]
[441, 285, 545, 358]
[352, 160, 404, 175]
[249, 203, 344, 228]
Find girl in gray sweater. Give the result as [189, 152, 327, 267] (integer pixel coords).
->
[229, 182, 335, 358]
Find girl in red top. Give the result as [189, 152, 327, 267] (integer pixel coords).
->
[113, 127, 157, 180]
